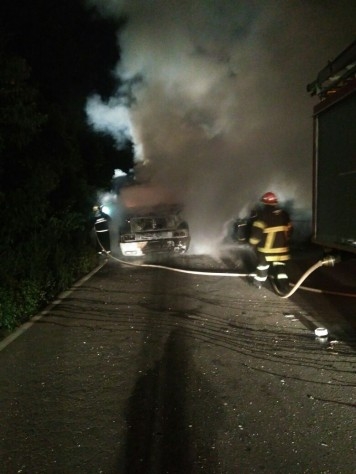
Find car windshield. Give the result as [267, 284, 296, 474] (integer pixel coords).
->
[131, 215, 178, 232]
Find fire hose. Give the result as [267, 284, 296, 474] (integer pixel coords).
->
[96, 234, 356, 299]
[269, 255, 356, 299]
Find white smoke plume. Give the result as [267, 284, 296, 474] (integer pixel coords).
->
[85, 0, 356, 253]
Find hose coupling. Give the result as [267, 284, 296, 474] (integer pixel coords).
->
[321, 254, 341, 267]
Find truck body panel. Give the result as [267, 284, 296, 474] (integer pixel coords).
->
[308, 40, 356, 254]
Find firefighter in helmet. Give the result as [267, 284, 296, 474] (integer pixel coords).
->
[249, 192, 292, 292]
[92, 205, 111, 254]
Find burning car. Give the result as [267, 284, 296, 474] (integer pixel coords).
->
[117, 184, 190, 257]
[119, 208, 190, 256]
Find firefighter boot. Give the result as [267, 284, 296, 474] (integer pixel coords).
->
[271, 263, 290, 295]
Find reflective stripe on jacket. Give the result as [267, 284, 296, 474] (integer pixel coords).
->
[249, 205, 292, 262]
[94, 216, 109, 232]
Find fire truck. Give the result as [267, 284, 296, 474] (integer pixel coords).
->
[307, 39, 356, 257]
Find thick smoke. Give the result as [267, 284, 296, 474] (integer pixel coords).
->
[85, 0, 356, 253]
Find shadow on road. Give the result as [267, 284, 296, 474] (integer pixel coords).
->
[117, 327, 222, 473]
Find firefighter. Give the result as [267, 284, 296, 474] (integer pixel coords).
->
[93, 205, 111, 254]
[249, 192, 292, 292]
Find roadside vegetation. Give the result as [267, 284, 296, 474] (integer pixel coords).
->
[0, 0, 132, 334]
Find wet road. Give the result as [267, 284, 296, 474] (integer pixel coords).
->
[0, 249, 355, 473]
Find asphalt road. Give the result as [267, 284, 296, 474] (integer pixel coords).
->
[0, 248, 355, 473]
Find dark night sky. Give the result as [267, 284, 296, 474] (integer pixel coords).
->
[0, 0, 119, 102]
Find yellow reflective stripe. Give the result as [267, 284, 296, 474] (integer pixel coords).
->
[252, 220, 265, 230]
[263, 225, 289, 233]
[249, 237, 260, 245]
[265, 254, 290, 262]
[265, 231, 276, 250]
[257, 246, 289, 253]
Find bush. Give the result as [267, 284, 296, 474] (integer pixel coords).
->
[0, 219, 98, 332]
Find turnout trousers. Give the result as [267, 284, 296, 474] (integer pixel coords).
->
[254, 253, 289, 291]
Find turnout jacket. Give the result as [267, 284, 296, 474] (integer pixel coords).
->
[93, 211, 111, 233]
[249, 205, 292, 262]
